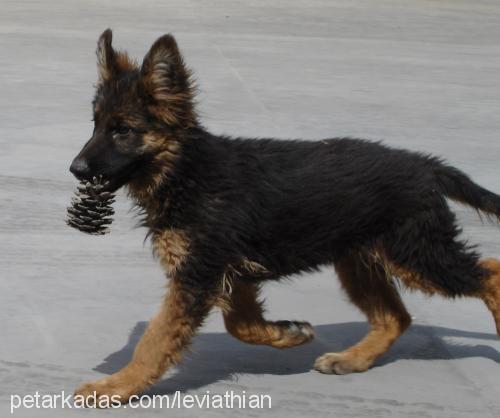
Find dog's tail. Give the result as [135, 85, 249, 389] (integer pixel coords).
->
[434, 163, 500, 219]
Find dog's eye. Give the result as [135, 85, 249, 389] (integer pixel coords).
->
[113, 125, 132, 137]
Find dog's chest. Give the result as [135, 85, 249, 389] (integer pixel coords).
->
[152, 229, 190, 276]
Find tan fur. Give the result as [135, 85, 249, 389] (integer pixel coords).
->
[96, 33, 112, 82]
[126, 133, 181, 218]
[148, 93, 197, 128]
[144, 133, 181, 181]
[477, 258, 500, 335]
[385, 262, 445, 295]
[315, 253, 411, 374]
[369, 247, 447, 296]
[223, 281, 314, 348]
[115, 51, 138, 72]
[218, 258, 269, 312]
[152, 229, 190, 277]
[141, 37, 197, 127]
[241, 258, 269, 274]
[370, 250, 500, 336]
[74, 278, 214, 405]
[222, 258, 268, 283]
[142, 132, 180, 153]
[96, 30, 137, 82]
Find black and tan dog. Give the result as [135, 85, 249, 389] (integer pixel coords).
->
[70, 29, 500, 404]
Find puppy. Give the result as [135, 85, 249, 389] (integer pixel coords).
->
[70, 29, 500, 405]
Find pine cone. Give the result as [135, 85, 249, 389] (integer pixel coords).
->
[66, 176, 115, 235]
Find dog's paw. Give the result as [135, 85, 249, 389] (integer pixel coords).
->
[313, 352, 371, 375]
[73, 376, 137, 408]
[271, 320, 315, 348]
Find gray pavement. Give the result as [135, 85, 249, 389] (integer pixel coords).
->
[0, 0, 499, 417]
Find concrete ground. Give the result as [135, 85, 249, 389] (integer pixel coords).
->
[0, 0, 499, 416]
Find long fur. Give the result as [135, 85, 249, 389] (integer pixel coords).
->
[70, 30, 500, 403]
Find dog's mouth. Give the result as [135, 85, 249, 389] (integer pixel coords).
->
[98, 159, 149, 193]
[101, 175, 127, 193]
[100, 171, 134, 193]
[71, 152, 157, 194]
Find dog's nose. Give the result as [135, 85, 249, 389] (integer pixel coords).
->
[70, 157, 91, 180]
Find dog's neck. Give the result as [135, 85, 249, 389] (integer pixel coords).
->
[126, 131, 193, 230]
[126, 127, 218, 231]
[126, 160, 177, 230]
[127, 171, 164, 216]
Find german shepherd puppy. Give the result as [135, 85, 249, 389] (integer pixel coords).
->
[70, 29, 500, 405]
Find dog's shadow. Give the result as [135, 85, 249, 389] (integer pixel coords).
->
[94, 321, 499, 395]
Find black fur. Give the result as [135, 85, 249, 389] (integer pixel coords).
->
[144, 130, 499, 296]
[68, 30, 500, 401]
[70, 30, 500, 299]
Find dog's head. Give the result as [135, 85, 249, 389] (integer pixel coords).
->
[70, 29, 196, 192]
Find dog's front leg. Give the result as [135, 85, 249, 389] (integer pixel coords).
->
[74, 277, 216, 407]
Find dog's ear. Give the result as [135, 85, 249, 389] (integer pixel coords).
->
[140, 34, 196, 126]
[96, 29, 117, 82]
[96, 29, 138, 83]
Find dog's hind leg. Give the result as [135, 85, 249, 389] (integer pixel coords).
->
[378, 206, 500, 337]
[314, 252, 411, 374]
[379, 254, 500, 337]
[476, 258, 500, 335]
[223, 281, 315, 348]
